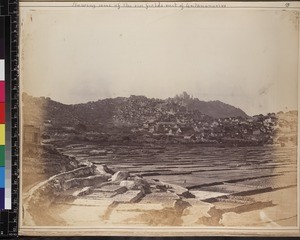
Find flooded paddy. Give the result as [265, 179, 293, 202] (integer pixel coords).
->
[60, 144, 297, 191]
[29, 144, 295, 227]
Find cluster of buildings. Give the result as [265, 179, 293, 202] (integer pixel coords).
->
[23, 108, 297, 147]
[130, 112, 297, 146]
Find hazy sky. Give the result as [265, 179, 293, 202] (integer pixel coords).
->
[20, 7, 299, 116]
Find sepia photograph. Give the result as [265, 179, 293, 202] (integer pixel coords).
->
[19, 2, 299, 236]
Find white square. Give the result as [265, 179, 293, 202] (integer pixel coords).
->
[0, 60, 4, 80]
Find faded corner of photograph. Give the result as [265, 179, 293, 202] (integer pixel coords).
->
[19, 4, 299, 233]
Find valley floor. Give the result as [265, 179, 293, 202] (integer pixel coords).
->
[22, 144, 298, 229]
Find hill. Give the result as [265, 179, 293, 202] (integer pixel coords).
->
[22, 92, 248, 130]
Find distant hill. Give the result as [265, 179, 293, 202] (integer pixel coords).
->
[22, 92, 248, 130]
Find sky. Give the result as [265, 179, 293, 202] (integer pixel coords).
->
[20, 7, 299, 116]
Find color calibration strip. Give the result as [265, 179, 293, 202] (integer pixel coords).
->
[0, 17, 5, 210]
[0, 0, 18, 235]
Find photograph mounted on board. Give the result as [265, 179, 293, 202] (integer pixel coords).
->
[19, 1, 299, 236]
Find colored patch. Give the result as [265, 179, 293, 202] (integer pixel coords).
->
[0, 124, 4, 145]
[0, 81, 4, 102]
[0, 145, 4, 167]
[0, 167, 4, 188]
[0, 102, 4, 123]
[0, 187, 4, 209]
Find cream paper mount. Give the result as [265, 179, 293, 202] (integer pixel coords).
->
[19, 1, 300, 236]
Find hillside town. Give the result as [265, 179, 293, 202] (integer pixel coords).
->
[127, 111, 297, 146]
[26, 108, 297, 148]
[23, 93, 297, 147]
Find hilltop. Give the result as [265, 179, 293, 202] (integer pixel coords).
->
[22, 92, 248, 130]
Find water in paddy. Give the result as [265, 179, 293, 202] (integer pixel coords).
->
[61, 145, 297, 189]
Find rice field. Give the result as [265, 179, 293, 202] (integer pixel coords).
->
[60, 144, 297, 193]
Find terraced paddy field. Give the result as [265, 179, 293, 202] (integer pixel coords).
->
[60, 144, 297, 192]
[43, 144, 297, 227]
